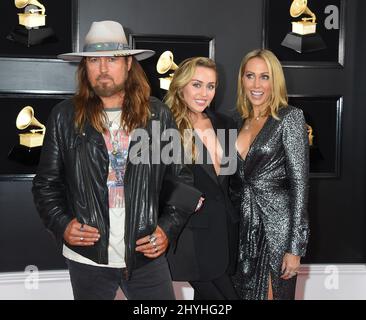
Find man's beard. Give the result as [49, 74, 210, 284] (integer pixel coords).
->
[92, 75, 126, 97]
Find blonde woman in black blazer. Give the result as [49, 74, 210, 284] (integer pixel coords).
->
[164, 57, 239, 300]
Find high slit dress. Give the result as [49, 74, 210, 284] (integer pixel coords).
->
[230, 106, 310, 300]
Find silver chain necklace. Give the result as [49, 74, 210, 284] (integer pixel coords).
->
[106, 110, 122, 155]
[107, 110, 122, 128]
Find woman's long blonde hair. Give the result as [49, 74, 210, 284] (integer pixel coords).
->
[164, 57, 217, 161]
[237, 49, 288, 120]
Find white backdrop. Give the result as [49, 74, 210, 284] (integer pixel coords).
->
[1, 264, 366, 300]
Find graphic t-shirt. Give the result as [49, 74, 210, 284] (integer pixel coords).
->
[63, 108, 128, 268]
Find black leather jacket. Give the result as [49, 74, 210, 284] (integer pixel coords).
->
[32, 97, 201, 276]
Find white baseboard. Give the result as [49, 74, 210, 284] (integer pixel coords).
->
[0, 269, 73, 300]
[1, 264, 365, 300]
[295, 264, 366, 300]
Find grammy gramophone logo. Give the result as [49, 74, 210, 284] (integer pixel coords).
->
[8, 106, 46, 165]
[156, 51, 178, 90]
[281, 0, 326, 53]
[7, 0, 57, 47]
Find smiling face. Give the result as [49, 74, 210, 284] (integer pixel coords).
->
[242, 57, 272, 111]
[181, 66, 217, 115]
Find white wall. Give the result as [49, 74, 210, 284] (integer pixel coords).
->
[1, 264, 366, 300]
[295, 264, 366, 300]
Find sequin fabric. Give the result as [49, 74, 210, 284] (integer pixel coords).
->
[230, 106, 310, 300]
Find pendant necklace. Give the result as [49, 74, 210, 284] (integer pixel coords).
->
[254, 108, 268, 121]
[106, 110, 122, 155]
[244, 109, 267, 130]
[110, 130, 120, 156]
[254, 114, 266, 121]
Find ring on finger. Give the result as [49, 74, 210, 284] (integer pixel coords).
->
[284, 270, 291, 276]
[149, 234, 157, 243]
[80, 237, 84, 241]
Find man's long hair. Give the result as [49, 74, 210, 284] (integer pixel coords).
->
[73, 57, 151, 133]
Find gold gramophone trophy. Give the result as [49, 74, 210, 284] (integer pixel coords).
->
[8, 106, 46, 165]
[305, 122, 324, 166]
[306, 123, 314, 147]
[7, 0, 56, 47]
[281, 0, 326, 53]
[156, 51, 178, 90]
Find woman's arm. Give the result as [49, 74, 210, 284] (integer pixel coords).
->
[282, 107, 310, 257]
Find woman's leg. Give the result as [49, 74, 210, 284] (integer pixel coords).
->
[267, 273, 273, 300]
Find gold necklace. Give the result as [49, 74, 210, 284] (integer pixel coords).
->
[244, 112, 267, 130]
[253, 109, 268, 121]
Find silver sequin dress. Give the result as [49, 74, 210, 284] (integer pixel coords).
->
[230, 106, 310, 300]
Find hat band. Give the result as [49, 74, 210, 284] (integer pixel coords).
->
[83, 42, 131, 52]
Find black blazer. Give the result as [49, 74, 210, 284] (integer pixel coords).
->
[167, 109, 239, 281]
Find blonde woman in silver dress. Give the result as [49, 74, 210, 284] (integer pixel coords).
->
[231, 49, 310, 300]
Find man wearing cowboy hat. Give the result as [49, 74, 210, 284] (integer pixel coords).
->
[32, 20, 202, 300]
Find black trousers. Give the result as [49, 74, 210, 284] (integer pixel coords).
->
[190, 272, 239, 300]
[66, 256, 175, 300]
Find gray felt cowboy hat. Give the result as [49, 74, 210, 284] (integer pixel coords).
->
[58, 20, 155, 61]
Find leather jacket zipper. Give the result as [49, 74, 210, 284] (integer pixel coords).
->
[123, 137, 151, 277]
[124, 159, 130, 279]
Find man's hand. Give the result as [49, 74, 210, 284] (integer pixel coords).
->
[63, 218, 100, 246]
[135, 225, 168, 258]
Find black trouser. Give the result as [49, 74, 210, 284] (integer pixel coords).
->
[190, 273, 239, 300]
[66, 256, 175, 300]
